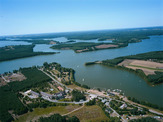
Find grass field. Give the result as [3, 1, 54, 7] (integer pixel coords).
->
[119, 59, 163, 75]
[69, 105, 109, 122]
[15, 105, 80, 122]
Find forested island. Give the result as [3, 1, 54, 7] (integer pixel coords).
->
[0, 45, 56, 62]
[51, 42, 127, 53]
[85, 51, 163, 85]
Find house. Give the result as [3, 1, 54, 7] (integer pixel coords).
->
[41, 92, 53, 99]
[105, 102, 110, 106]
[89, 94, 97, 100]
[57, 86, 64, 91]
[107, 92, 115, 96]
[54, 91, 65, 99]
[65, 89, 69, 93]
[120, 103, 127, 109]
[105, 108, 112, 114]
[101, 99, 107, 103]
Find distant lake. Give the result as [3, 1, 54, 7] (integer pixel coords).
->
[0, 41, 31, 47]
[52, 37, 113, 43]
[0, 35, 163, 107]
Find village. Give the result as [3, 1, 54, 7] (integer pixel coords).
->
[0, 62, 163, 122]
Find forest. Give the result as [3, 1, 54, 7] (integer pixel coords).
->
[38, 113, 79, 122]
[0, 45, 55, 62]
[71, 90, 86, 102]
[0, 67, 51, 122]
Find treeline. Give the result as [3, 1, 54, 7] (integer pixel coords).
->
[118, 51, 163, 61]
[73, 81, 90, 89]
[0, 67, 51, 122]
[103, 51, 163, 64]
[0, 45, 55, 62]
[71, 90, 86, 102]
[147, 71, 163, 84]
[5, 27, 163, 42]
[38, 113, 79, 122]
[102, 51, 163, 85]
[128, 97, 163, 111]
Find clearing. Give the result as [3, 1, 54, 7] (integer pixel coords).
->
[95, 44, 118, 49]
[15, 105, 80, 122]
[118, 59, 163, 75]
[69, 105, 109, 122]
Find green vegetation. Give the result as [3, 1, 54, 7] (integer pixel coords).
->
[0, 67, 51, 122]
[71, 90, 86, 102]
[73, 81, 90, 89]
[51, 42, 126, 53]
[128, 97, 163, 111]
[38, 113, 79, 122]
[0, 45, 55, 62]
[97, 99, 121, 122]
[129, 117, 160, 122]
[147, 71, 163, 84]
[117, 51, 163, 61]
[43, 62, 75, 85]
[85, 99, 96, 106]
[101, 51, 163, 85]
[9, 67, 51, 92]
[110, 100, 147, 115]
[15, 104, 80, 122]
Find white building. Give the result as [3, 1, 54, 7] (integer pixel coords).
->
[120, 103, 127, 109]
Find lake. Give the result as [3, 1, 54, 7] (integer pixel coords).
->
[0, 41, 31, 47]
[0, 35, 163, 107]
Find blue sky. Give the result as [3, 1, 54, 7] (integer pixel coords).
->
[0, 0, 163, 36]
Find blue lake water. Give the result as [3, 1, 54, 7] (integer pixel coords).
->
[0, 41, 31, 47]
[0, 35, 163, 106]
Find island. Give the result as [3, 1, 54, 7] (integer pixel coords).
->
[0, 62, 162, 122]
[51, 42, 127, 53]
[85, 51, 163, 85]
[0, 45, 56, 62]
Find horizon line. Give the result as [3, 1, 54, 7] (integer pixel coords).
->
[1, 25, 163, 37]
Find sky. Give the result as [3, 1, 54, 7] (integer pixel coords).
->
[0, 0, 163, 36]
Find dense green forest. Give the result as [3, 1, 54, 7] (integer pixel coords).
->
[38, 113, 79, 122]
[0, 45, 55, 62]
[0, 67, 51, 122]
[71, 90, 86, 102]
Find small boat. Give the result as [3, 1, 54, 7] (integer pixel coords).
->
[82, 78, 85, 81]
